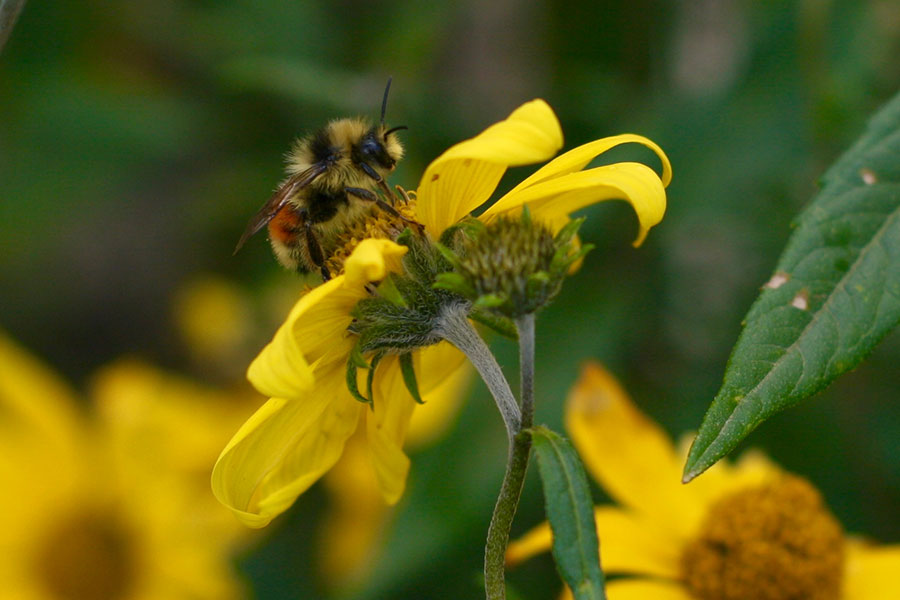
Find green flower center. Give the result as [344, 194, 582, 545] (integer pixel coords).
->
[33, 508, 137, 600]
[681, 475, 844, 600]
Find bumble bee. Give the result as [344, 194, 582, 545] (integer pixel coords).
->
[234, 79, 409, 279]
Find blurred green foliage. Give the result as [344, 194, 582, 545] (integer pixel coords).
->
[1, 1, 898, 599]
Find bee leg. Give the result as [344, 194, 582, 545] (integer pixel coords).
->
[357, 161, 400, 205]
[303, 219, 331, 281]
[345, 187, 424, 234]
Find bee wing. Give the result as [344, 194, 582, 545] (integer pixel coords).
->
[233, 163, 328, 254]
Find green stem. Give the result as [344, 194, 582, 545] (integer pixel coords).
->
[436, 302, 521, 438]
[483, 313, 537, 600]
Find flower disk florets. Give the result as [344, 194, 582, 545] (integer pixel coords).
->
[436, 212, 591, 318]
[681, 475, 845, 600]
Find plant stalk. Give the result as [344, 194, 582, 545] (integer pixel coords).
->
[436, 302, 521, 438]
[483, 313, 537, 600]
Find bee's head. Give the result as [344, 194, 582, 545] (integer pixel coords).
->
[357, 125, 405, 171]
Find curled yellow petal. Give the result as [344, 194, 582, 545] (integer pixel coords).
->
[343, 237, 408, 287]
[415, 100, 563, 236]
[504, 133, 672, 198]
[484, 162, 667, 247]
[246, 279, 355, 399]
[212, 362, 362, 528]
[247, 238, 406, 400]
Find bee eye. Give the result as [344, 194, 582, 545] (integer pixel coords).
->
[357, 134, 395, 169]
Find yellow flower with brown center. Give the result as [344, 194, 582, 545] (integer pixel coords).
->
[212, 100, 672, 528]
[0, 334, 253, 600]
[506, 363, 900, 600]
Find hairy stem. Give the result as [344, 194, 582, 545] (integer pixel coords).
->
[436, 302, 521, 438]
[483, 313, 537, 599]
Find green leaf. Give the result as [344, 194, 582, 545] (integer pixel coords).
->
[684, 91, 900, 482]
[530, 426, 606, 600]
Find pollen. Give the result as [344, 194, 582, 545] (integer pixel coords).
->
[326, 190, 419, 276]
[681, 475, 845, 600]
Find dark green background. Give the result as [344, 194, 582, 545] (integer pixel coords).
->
[1, 1, 898, 598]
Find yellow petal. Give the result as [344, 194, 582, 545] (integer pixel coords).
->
[406, 345, 472, 449]
[0, 332, 83, 451]
[565, 363, 705, 538]
[505, 134, 672, 198]
[343, 237, 408, 287]
[843, 540, 900, 600]
[507, 506, 681, 579]
[212, 362, 362, 528]
[247, 238, 406, 399]
[483, 162, 667, 247]
[415, 100, 563, 236]
[318, 420, 389, 586]
[367, 355, 416, 504]
[605, 579, 692, 600]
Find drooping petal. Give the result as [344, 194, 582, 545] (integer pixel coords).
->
[507, 506, 681, 579]
[483, 162, 667, 247]
[843, 540, 900, 600]
[504, 134, 672, 198]
[406, 344, 472, 449]
[415, 100, 563, 237]
[367, 355, 417, 504]
[212, 362, 362, 528]
[565, 363, 705, 538]
[317, 420, 388, 586]
[247, 239, 407, 399]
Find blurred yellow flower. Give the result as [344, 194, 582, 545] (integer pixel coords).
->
[0, 334, 253, 600]
[213, 100, 671, 528]
[507, 363, 900, 600]
[172, 275, 254, 372]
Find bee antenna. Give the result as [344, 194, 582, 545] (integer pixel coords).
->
[383, 125, 408, 139]
[381, 77, 393, 127]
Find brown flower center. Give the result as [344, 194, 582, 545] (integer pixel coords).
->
[681, 475, 844, 600]
[33, 508, 138, 600]
[326, 190, 419, 276]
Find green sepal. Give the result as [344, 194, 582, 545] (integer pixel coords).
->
[519, 203, 533, 226]
[366, 351, 385, 405]
[346, 345, 371, 404]
[399, 352, 424, 404]
[377, 274, 408, 307]
[433, 242, 463, 270]
[433, 271, 477, 299]
[469, 307, 518, 340]
[474, 293, 508, 309]
[554, 216, 586, 247]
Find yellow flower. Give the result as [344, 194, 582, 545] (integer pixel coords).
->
[507, 363, 900, 600]
[213, 100, 671, 528]
[0, 334, 253, 600]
